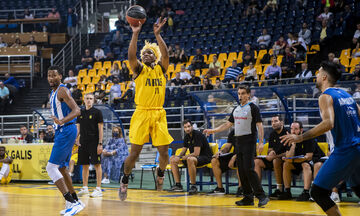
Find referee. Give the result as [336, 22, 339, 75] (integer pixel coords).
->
[204, 85, 269, 207]
[76, 93, 104, 197]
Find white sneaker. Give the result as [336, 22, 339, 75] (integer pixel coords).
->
[90, 188, 103, 197]
[330, 192, 340, 203]
[101, 178, 110, 184]
[60, 199, 85, 215]
[78, 188, 89, 196]
[64, 201, 84, 216]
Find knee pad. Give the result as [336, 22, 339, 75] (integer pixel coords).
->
[351, 185, 360, 198]
[46, 162, 63, 182]
[310, 184, 335, 212]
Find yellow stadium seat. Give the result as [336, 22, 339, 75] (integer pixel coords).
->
[92, 76, 100, 84]
[242, 66, 249, 75]
[255, 65, 262, 75]
[237, 52, 243, 63]
[349, 57, 360, 68]
[262, 64, 271, 75]
[227, 52, 237, 61]
[256, 143, 269, 156]
[87, 69, 96, 77]
[218, 53, 227, 64]
[268, 49, 274, 56]
[113, 60, 122, 69]
[203, 54, 208, 64]
[105, 83, 114, 93]
[174, 64, 182, 73]
[210, 77, 216, 84]
[98, 68, 107, 77]
[100, 84, 105, 90]
[85, 84, 95, 93]
[78, 69, 87, 78]
[93, 62, 102, 70]
[103, 61, 112, 70]
[277, 55, 283, 65]
[340, 49, 351, 60]
[310, 44, 320, 51]
[201, 68, 209, 75]
[341, 57, 350, 68]
[167, 64, 175, 73]
[106, 68, 112, 77]
[204, 143, 219, 168]
[256, 50, 267, 65]
[207, 54, 217, 64]
[186, 55, 194, 67]
[77, 84, 85, 91]
[195, 69, 201, 77]
[81, 76, 91, 85]
[317, 142, 329, 156]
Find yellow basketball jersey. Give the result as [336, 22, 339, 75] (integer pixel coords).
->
[134, 63, 166, 108]
[0, 153, 13, 183]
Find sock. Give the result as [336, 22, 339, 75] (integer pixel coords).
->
[285, 188, 291, 193]
[175, 182, 182, 186]
[277, 184, 283, 191]
[122, 174, 129, 184]
[72, 192, 78, 201]
[96, 187, 101, 191]
[304, 189, 309, 193]
[64, 192, 76, 203]
[191, 184, 196, 187]
[157, 168, 165, 177]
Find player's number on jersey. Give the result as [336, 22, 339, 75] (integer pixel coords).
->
[155, 87, 159, 94]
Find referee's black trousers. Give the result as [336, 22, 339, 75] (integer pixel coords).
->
[235, 135, 265, 199]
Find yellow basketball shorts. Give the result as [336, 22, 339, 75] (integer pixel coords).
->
[129, 108, 174, 146]
[70, 153, 78, 163]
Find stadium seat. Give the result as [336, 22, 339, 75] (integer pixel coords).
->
[317, 142, 329, 156]
[77, 84, 85, 91]
[349, 57, 360, 68]
[167, 64, 175, 74]
[207, 54, 217, 64]
[98, 68, 107, 77]
[81, 76, 91, 85]
[113, 60, 121, 69]
[237, 52, 243, 63]
[105, 83, 114, 93]
[92, 76, 100, 84]
[277, 56, 284, 66]
[256, 50, 267, 65]
[78, 69, 87, 78]
[93, 62, 102, 70]
[85, 84, 95, 93]
[103, 61, 112, 70]
[87, 69, 96, 77]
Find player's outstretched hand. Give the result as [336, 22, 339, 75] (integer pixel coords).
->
[51, 115, 63, 125]
[280, 132, 303, 146]
[203, 129, 214, 137]
[130, 21, 142, 33]
[153, 17, 167, 35]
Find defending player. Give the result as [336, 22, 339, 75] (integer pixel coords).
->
[47, 65, 84, 216]
[119, 18, 173, 201]
[281, 61, 360, 216]
[0, 146, 12, 184]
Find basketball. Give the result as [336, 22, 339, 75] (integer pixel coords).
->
[126, 5, 147, 27]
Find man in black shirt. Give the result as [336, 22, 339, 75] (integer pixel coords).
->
[44, 125, 55, 143]
[171, 72, 185, 86]
[19, 125, 33, 143]
[193, 49, 205, 69]
[209, 130, 242, 196]
[170, 120, 213, 194]
[204, 85, 269, 207]
[76, 93, 104, 198]
[278, 121, 315, 201]
[188, 70, 201, 85]
[254, 115, 288, 198]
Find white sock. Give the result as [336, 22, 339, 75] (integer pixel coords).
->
[96, 187, 101, 191]
[277, 184, 283, 191]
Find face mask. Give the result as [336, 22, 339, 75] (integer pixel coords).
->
[113, 132, 119, 138]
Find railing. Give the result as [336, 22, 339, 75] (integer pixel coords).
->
[0, 114, 33, 136]
[0, 8, 53, 20]
[0, 55, 35, 88]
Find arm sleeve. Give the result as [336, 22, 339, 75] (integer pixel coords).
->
[228, 107, 236, 123]
[251, 104, 262, 123]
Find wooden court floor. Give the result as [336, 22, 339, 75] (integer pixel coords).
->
[0, 183, 359, 216]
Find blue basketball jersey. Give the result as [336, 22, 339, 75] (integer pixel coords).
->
[323, 88, 360, 150]
[50, 84, 76, 130]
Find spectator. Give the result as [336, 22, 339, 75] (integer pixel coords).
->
[317, 7, 333, 22]
[178, 65, 191, 81]
[291, 33, 307, 61]
[299, 22, 311, 45]
[4, 73, 19, 90]
[119, 80, 135, 103]
[76, 49, 94, 71]
[0, 36, 7, 48]
[246, 0, 259, 16]
[0, 81, 9, 114]
[47, 7, 61, 33]
[244, 62, 258, 81]
[23, 8, 34, 32]
[287, 32, 294, 47]
[167, 14, 174, 32]
[119, 62, 130, 82]
[354, 23, 360, 41]
[94, 46, 105, 62]
[242, 44, 255, 67]
[201, 78, 214, 90]
[94, 83, 106, 104]
[319, 20, 333, 60]
[44, 125, 55, 143]
[110, 62, 121, 79]
[272, 36, 287, 56]
[353, 64, 360, 81]
[193, 49, 206, 69]
[214, 78, 226, 90]
[63, 69, 77, 89]
[352, 38, 360, 58]
[110, 77, 122, 103]
[328, 52, 335, 63]
[169, 120, 213, 193]
[254, 115, 288, 198]
[67, 8, 78, 36]
[105, 52, 115, 62]
[173, 44, 187, 64]
[38, 130, 46, 143]
[19, 125, 33, 143]
[265, 58, 282, 79]
[101, 127, 129, 183]
[278, 121, 315, 201]
[295, 63, 312, 79]
[169, 46, 175, 63]
[188, 70, 201, 85]
[26, 36, 37, 46]
[262, 0, 278, 13]
[171, 72, 186, 86]
[206, 55, 221, 78]
[333, 58, 346, 74]
[257, 29, 271, 49]
[250, 89, 260, 106]
[72, 85, 83, 105]
[11, 38, 21, 47]
[280, 47, 296, 78]
[223, 60, 243, 83]
[24, 8, 33, 19]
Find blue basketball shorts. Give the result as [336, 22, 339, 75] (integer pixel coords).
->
[313, 144, 360, 190]
[49, 124, 77, 168]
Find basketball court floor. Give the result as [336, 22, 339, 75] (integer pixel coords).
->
[0, 183, 359, 215]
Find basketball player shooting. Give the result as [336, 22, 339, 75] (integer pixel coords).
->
[119, 18, 174, 201]
[281, 61, 360, 216]
[47, 65, 84, 216]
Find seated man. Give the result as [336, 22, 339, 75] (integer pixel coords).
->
[4, 73, 20, 90]
[278, 121, 315, 201]
[210, 130, 243, 196]
[75, 49, 94, 71]
[170, 120, 213, 194]
[0, 81, 10, 114]
[0, 146, 13, 184]
[223, 60, 243, 83]
[19, 125, 33, 143]
[254, 115, 288, 198]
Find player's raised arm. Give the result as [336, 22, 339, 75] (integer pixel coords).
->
[128, 22, 143, 76]
[53, 87, 80, 125]
[154, 18, 169, 72]
[281, 94, 334, 145]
